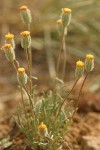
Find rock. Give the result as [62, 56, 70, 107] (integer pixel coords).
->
[81, 136, 100, 150]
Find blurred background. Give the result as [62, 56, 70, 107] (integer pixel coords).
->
[0, 0, 100, 149]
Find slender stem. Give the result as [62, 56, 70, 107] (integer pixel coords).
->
[54, 78, 79, 132]
[12, 61, 17, 72]
[23, 85, 33, 108]
[72, 73, 89, 117]
[26, 49, 30, 72]
[54, 78, 79, 126]
[25, 49, 32, 96]
[29, 50, 32, 95]
[54, 27, 65, 91]
[28, 23, 32, 75]
[65, 79, 79, 100]
[22, 85, 38, 122]
[77, 73, 88, 106]
[20, 85, 27, 119]
[53, 74, 88, 130]
[62, 28, 67, 81]
[27, 23, 33, 97]
[56, 27, 65, 77]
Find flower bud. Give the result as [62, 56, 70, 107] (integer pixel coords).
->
[20, 31, 31, 49]
[17, 68, 27, 85]
[61, 8, 72, 27]
[38, 122, 48, 138]
[20, 6, 32, 24]
[1, 44, 15, 62]
[56, 19, 62, 35]
[85, 54, 94, 72]
[75, 60, 84, 79]
[5, 33, 15, 49]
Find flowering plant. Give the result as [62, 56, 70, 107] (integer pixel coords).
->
[1, 5, 94, 150]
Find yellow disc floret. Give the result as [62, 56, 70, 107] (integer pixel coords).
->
[62, 8, 72, 14]
[20, 31, 30, 37]
[1, 44, 11, 51]
[20, 6, 28, 11]
[5, 33, 14, 40]
[56, 19, 62, 24]
[86, 54, 94, 60]
[76, 60, 84, 68]
[39, 122, 47, 132]
[18, 68, 25, 74]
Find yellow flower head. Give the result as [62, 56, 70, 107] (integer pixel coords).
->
[5, 33, 14, 40]
[76, 60, 84, 68]
[86, 54, 94, 60]
[62, 8, 72, 14]
[20, 6, 28, 11]
[1, 44, 11, 51]
[18, 68, 25, 74]
[20, 31, 30, 37]
[39, 122, 47, 132]
[56, 19, 62, 24]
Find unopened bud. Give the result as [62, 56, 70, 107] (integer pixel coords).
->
[75, 60, 84, 79]
[20, 6, 32, 24]
[1, 44, 15, 62]
[5, 33, 15, 49]
[17, 68, 27, 85]
[20, 31, 31, 49]
[38, 122, 48, 138]
[85, 54, 94, 72]
[61, 8, 72, 27]
[56, 19, 62, 35]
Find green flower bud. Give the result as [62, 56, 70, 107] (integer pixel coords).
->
[75, 60, 84, 79]
[5, 33, 15, 49]
[1, 44, 15, 62]
[20, 31, 31, 49]
[85, 54, 94, 72]
[20, 6, 32, 25]
[61, 8, 72, 27]
[17, 68, 27, 85]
